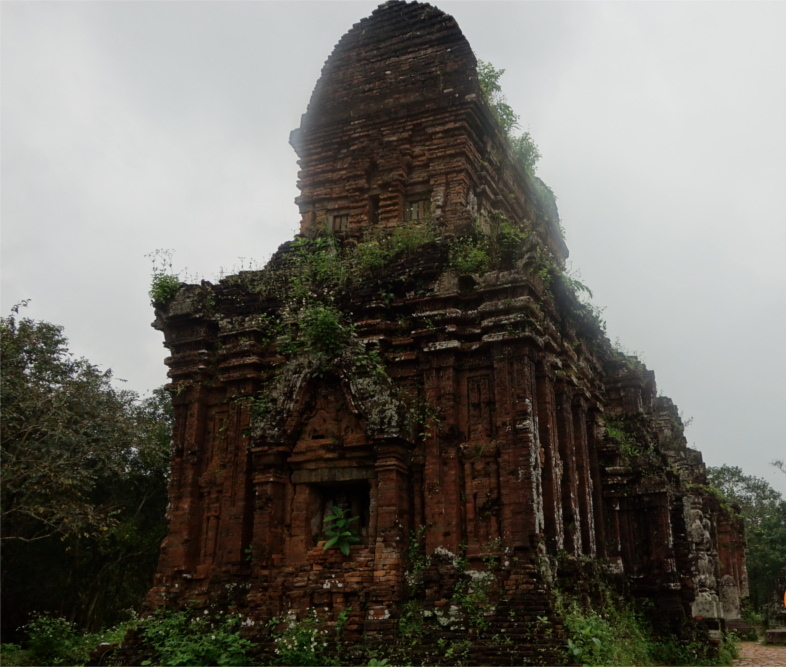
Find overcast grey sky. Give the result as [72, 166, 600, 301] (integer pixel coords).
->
[2, 1, 785, 494]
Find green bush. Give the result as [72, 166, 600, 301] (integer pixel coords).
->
[510, 132, 541, 174]
[3, 613, 140, 666]
[270, 610, 335, 666]
[556, 581, 739, 667]
[649, 634, 738, 666]
[149, 273, 181, 306]
[147, 249, 181, 305]
[139, 609, 253, 666]
[397, 600, 425, 640]
[0, 643, 29, 666]
[23, 613, 86, 666]
[351, 223, 435, 277]
[449, 237, 490, 274]
[298, 305, 352, 362]
[490, 215, 528, 263]
[353, 238, 391, 274]
[3, 610, 257, 667]
[322, 506, 360, 556]
[604, 417, 647, 460]
[563, 603, 651, 666]
[389, 223, 434, 256]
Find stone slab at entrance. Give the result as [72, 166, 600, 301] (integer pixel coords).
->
[766, 629, 786, 645]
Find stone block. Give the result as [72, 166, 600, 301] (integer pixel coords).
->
[766, 629, 786, 644]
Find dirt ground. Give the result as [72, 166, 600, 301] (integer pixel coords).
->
[734, 641, 786, 666]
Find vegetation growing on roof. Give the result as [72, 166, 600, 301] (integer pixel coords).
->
[147, 249, 181, 306]
[477, 60, 541, 175]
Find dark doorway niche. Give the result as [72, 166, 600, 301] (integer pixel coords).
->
[368, 194, 380, 225]
[406, 197, 431, 221]
[309, 481, 371, 547]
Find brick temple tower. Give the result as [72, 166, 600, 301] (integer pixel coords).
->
[146, 2, 747, 662]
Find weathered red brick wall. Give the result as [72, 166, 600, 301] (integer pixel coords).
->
[146, 1, 747, 662]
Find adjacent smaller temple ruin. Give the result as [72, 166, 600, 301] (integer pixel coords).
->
[146, 2, 748, 663]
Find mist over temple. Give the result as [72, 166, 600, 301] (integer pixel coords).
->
[145, 2, 748, 662]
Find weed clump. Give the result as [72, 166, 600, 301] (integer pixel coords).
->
[554, 576, 738, 666]
[147, 249, 181, 306]
[1, 612, 138, 666]
[138, 608, 253, 666]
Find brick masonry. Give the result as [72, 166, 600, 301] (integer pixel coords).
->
[145, 2, 748, 663]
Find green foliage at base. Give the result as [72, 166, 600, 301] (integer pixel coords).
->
[558, 591, 651, 666]
[269, 609, 340, 666]
[2, 609, 254, 667]
[0, 643, 27, 666]
[554, 579, 738, 666]
[17, 613, 86, 666]
[0, 612, 137, 666]
[396, 600, 425, 641]
[139, 609, 253, 666]
[648, 634, 739, 667]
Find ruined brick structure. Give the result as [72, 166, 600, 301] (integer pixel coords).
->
[147, 2, 747, 662]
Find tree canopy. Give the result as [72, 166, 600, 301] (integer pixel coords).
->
[1, 304, 171, 636]
[706, 464, 786, 615]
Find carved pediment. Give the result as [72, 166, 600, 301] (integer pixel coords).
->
[249, 342, 413, 447]
[290, 380, 368, 461]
